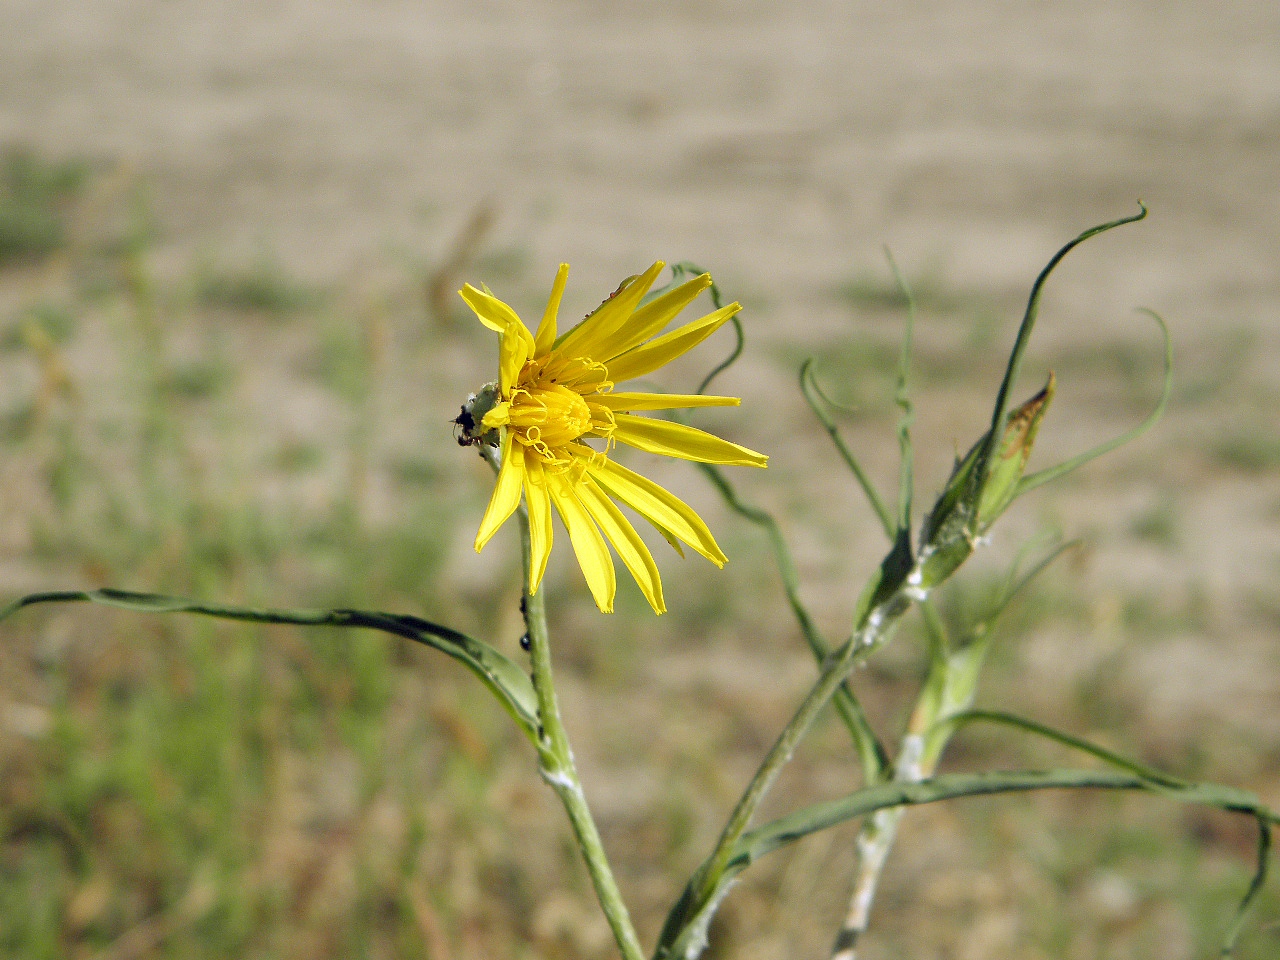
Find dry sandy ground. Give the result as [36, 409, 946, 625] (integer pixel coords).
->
[2, 0, 1279, 956]
[4, 0, 1277, 595]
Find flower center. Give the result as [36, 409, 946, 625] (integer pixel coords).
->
[508, 382, 594, 459]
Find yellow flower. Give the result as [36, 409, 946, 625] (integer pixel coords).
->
[459, 261, 767, 614]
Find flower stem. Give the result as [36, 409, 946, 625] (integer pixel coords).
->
[518, 507, 645, 960]
[667, 594, 910, 958]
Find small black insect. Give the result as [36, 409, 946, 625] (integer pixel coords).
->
[453, 404, 478, 446]
[519, 632, 531, 651]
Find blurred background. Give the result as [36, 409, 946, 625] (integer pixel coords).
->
[2, 1, 1279, 957]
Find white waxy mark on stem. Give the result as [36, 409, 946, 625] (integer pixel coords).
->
[679, 879, 739, 960]
[539, 765, 580, 795]
[904, 564, 930, 602]
[895, 733, 926, 782]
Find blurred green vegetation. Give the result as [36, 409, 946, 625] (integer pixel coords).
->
[1, 152, 1277, 960]
[0, 149, 91, 267]
[195, 255, 326, 316]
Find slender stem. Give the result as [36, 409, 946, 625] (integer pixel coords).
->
[831, 806, 903, 960]
[830, 619, 976, 960]
[690, 595, 906, 918]
[517, 507, 646, 960]
[699, 463, 888, 783]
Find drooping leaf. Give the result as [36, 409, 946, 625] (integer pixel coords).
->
[0, 589, 540, 741]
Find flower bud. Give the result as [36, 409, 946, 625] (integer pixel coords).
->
[975, 373, 1054, 529]
[915, 374, 1055, 590]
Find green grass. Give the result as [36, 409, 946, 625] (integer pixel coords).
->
[0, 148, 91, 267]
[195, 256, 324, 315]
[1212, 433, 1280, 473]
[834, 260, 982, 314]
[0, 162, 543, 957]
[1128, 497, 1180, 549]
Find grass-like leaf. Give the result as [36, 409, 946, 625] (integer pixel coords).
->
[658, 767, 1276, 960]
[1015, 308, 1172, 496]
[0, 588, 540, 742]
[975, 204, 1148, 497]
[799, 360, 895, 540]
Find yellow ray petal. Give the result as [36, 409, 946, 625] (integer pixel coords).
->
[603, 303, 741, 383]
[460, 285, 534, 393]
[498, 324, 533, 395]
[593, 392, 740, 411]
[524, 455, 553, 593]
[588, 459, 726, 566]
[534, 263, 569, 358]
[553, 261, 665, 360]
[611, 414, 768, 468]
[548, 472, 616, 613]
[460, 284, 524, 335]
[474, 433, 526, 551]
[576, 477, 666, 614]
[481, 400, 511, 430]
[593, 273, 712, 362]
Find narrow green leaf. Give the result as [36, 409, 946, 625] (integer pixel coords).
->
[936, 709, 1186, 788]
[975, 203, 1148, 490]
[1221, 816, 1272, 957]
[737, 768, 1276, 865]
[698, 463, 888, 784]
[800, 360, 896, 540]
[1015, 309, 1172, 496]
[0, 588, 540, 741]
[659, 767, 1277, 959]
[886, 247, 917, 537]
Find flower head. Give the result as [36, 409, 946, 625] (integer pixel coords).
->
[459, 261, 767, 614]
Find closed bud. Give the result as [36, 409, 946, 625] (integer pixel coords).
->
[916, 374, 1055, 590]
[975, 372, 1054, 529]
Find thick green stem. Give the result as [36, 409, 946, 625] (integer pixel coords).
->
[518, 508, 645, 960]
